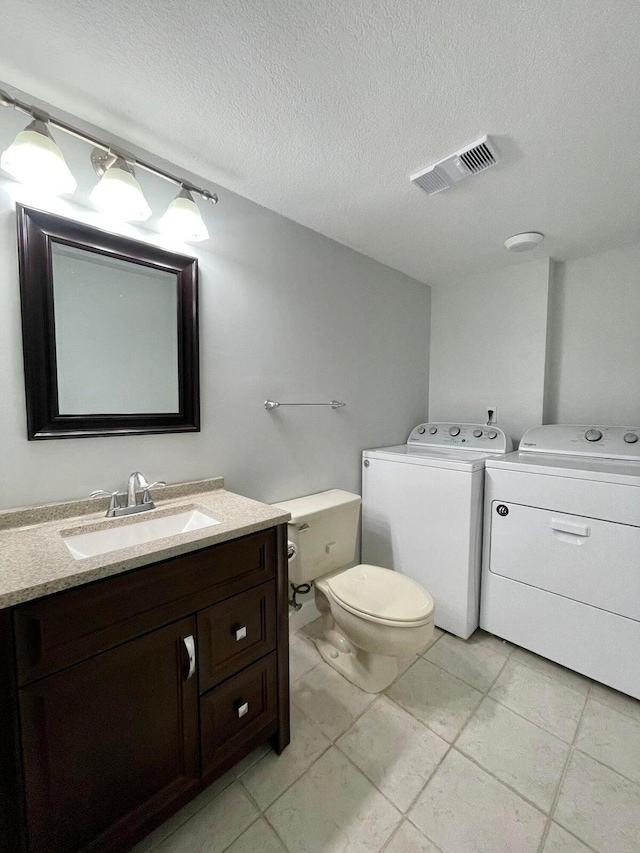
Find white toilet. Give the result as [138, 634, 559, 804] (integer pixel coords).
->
[274, 489, 434, 692]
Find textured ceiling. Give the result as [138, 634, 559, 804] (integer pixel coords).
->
[1, 0, 640, 284]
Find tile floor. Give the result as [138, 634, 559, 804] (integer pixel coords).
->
[133, 622, 640, 853]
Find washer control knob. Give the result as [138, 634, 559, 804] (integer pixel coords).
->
[429, 426, 438, 435]
[487, 430, 498, 439]
[585, 429, 602, 442]
[473, 429, 483, 438]
[417, 426, 426, 434]
[449, 426, 460, 437]
[624, 432, 639, 444]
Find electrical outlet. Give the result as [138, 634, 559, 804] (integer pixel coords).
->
[487, 405, 497, 425]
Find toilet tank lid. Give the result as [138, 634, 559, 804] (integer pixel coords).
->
[327, 565, 434, 624]
[272, 489, 361, 525]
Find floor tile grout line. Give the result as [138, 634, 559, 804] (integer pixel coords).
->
[238, 741, 333, 815]
[261, 808, 299, 853]
[483, 688, 581, 745]
[391, 656, 497, 823]
[418, 641, 513, 693]
[394, 644, 567, 835]
[333, 741, 406, 818]
[217, 814, 263, 853]
[141, 627, 640, 853]
[585, 693, 640, 725]
[510, 650, 592, 698]
[587, 688, 640, 724]
[534, 681, 595, 853]
[429, 636, 588, 748]
[571, 744, 640, 790]
[484, 656, 590, 745]
[380, 818, 448, 853]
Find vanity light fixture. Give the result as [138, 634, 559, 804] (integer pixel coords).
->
[159, 186, 209, 242]
[0, 116, 77, 196]
[90, 149, 152, 222]
[0, 88, 218, 238]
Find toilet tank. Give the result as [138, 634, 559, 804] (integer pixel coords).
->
[272, 490, 361, 585]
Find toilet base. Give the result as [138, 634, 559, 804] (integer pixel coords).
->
[315, 635, 399, 693]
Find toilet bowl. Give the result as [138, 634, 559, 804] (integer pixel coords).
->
[315, 564, 434, 692]
[272, 489, 435, 693]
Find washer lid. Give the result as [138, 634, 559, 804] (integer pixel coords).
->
[363, 444, 496, 472]
[326, 565, 434, 624]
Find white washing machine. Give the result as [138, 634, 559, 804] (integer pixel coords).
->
[362, 422, 512, 639]
[480, 424, 640, 699]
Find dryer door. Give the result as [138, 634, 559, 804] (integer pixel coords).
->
[489, 501, 640, 620]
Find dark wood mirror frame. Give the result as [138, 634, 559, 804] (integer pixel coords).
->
[17, 204, 200, 440]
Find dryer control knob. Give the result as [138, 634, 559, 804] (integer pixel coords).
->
[429, 426, 438, 434]
[585, 429, 603, 442]
[624, 432, 639, 444]
[449, 426, 460, 436]
[473, 429, 483, 438]
[487, 430, 498, 439]
[417, 426, 426, 434]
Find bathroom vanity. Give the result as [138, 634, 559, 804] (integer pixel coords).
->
[0, 479, 290, 853]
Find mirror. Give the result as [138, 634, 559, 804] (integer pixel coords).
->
[17, 205, 200, 439]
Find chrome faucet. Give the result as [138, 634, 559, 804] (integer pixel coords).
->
[127, 471, 150, 508]
[91, 472, 166, 518]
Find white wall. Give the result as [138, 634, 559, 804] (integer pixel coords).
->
[0, 111, 430, 510]
[428, 259, 551, 444]
[544, 243, 640, 426]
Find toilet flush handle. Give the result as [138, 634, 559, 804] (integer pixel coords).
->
[325, 541, 337, 554]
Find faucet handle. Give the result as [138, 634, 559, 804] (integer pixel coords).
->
[141, 481, 166, 505]
[90, 490, 121, 516]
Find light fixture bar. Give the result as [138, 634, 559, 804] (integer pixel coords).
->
[0, 88, 218, 205]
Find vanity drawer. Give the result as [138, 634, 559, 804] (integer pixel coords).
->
[14, 528, 277, 685]
[200, 652, 277, 776]
[198, 581, 276, 692]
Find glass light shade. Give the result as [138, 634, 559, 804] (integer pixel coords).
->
[0, 119, 77, 195]
[159, 188, 209, 242]
[90, 158, 152, 222]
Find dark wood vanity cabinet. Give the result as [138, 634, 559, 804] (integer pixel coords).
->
[0, 524, 290, 853]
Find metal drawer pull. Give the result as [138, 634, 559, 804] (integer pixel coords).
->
[183, 635, 196, 680]
[235, 626, 247, 641]
[237, 701, 249, 718]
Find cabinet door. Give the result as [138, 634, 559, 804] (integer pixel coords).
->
[19, 617, 199, 853]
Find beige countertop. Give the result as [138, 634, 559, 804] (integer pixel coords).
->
[0, 478, 290, 609]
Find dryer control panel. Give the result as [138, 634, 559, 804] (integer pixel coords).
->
[519, 424, 640, 461]
[407, 423, 513, 453]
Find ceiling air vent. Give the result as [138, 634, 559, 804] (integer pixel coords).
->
[410, 135, 499, 196]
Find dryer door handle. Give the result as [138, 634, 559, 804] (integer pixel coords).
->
[550, 518, 590, 539]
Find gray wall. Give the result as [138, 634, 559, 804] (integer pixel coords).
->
[428, 259, 551, 443]
[0, 149, 430, 511]
[544, 243, 640, 426]
[428, 249, 640, 446]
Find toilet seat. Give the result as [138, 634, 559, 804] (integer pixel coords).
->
[325, 564, 434, 628]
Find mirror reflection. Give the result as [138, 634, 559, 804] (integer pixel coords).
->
[51, 244, 180, 415]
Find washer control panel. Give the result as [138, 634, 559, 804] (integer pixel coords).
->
[407, 423, 513, 453]
[519, 425, 640, 460]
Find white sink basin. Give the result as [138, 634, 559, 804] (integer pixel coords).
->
[63, 509, 220, 560]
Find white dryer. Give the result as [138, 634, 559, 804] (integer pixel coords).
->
[362, 422, 512, 639]
[480, 424, 640, 699]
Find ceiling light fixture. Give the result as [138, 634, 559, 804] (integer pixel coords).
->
[90, 149, 151, 222]
[504, 232, 544, 252]
[159, 187, 209, 242]
[0, 88, 217, 238]
[0, 117, 77, 196]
